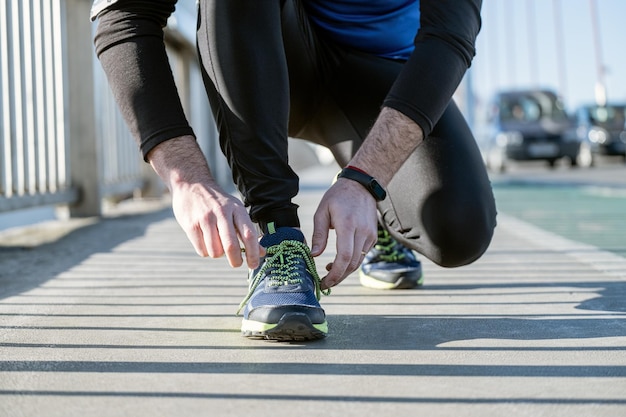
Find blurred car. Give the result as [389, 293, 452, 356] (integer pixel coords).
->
[571, 104, 626, 162]
[479, 89, 580, 172]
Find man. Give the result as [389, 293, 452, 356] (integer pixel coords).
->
[92, 0, 497, 341]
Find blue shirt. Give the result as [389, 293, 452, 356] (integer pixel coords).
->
[304, 0, 420, 60]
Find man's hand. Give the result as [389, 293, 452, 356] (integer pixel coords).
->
[311, 178, 378, 290]
[170, 180, 262, 268]
[147, 136, 264, 269]
[310, 107, 425, 289]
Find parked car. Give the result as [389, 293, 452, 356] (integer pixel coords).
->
[479, 90, 581, 172]
[571, 104, 626, 162]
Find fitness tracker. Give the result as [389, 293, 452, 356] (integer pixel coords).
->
[337, 166, 387, 201]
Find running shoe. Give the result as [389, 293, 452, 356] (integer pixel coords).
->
[359, 225, 424, 289]
[238, 223, 329, 341]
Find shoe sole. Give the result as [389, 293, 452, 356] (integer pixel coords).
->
[241, 312, 327, 341]
[359, 270, 424, 290]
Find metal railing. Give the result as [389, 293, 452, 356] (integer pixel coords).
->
[0, 0, 228, 218]
[0, 0, 76, 212]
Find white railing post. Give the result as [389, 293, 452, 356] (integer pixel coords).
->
[64, 0, 101, 217]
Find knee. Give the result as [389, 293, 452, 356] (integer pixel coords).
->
[422, 190, 497, 268]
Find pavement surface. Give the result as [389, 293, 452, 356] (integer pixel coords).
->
[1, 163, 625, 417]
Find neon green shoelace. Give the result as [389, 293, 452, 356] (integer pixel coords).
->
[375, 228, 406, 263]
[237, 239, 330, 315]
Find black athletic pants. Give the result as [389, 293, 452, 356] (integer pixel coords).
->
[95, 0, 497, 267]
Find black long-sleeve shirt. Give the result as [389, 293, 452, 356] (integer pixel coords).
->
[92, 0, 481, 159]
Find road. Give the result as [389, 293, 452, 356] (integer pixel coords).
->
[1, 160, 625, 417]
[488, 157, 626, 258]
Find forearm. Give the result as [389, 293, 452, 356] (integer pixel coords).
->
[94, 2, 194, 160]
[348, 107, 424, 186]
[352, 0, 481, 184]
[384, 0, 481, 138]
[147, 136, 218, 191]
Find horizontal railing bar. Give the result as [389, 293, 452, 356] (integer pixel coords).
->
[0, 189, 79, 212]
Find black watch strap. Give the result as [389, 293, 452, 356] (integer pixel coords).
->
[337, 166, 387, 201]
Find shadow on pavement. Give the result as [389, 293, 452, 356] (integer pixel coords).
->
[0, 208, 172, 301]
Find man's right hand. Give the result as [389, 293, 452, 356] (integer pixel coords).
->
[147, 136, 264, 269]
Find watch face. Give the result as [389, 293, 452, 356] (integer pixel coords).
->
[371, 181, 386, 201]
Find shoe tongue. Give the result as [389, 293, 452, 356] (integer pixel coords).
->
[260, 227, 305, 248]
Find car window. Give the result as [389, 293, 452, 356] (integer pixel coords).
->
[500, 96, 542, 122]
[588, 106, 626, 128]
[499, 92, 568, 123]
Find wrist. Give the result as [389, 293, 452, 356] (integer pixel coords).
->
[147, 135, 216, 190]
[337, 166, 387, 201]
[349, 107, 424, 185]
[345, 165, 368, 175]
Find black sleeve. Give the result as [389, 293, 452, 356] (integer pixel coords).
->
[383, 0, 482, 138]
[93, 0, 195, 161]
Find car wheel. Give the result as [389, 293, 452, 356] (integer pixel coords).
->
[547, 158, 558, 168]
[573, 142, 594, 168]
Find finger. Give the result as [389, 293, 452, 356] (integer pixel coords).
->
[234, 210, 263, 269]
[364, 226, 378, 254]
[216, 214, 245, 268]
[311, 208, 330, 257]
[324, 250, 367, 290]
[354, 234, 370, 261]
[185, 224, 210, 257]
[322, 228, 373, 290]
[321, 234, 354, 289]
[173, 206, 210, 257]
[197, 212, 225, 260]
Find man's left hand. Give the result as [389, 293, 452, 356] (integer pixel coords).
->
[311, 178, 378, 289]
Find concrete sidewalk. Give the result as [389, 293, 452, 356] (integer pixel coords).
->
[1, 164, 625, 417]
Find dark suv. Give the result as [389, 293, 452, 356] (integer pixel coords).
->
[572, 104, 626, 162]
[480, 90, 579, 172]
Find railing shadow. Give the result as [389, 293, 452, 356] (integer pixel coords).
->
[0, 207, 173, 300]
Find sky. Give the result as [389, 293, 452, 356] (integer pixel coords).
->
[470, 0, 625, 117]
